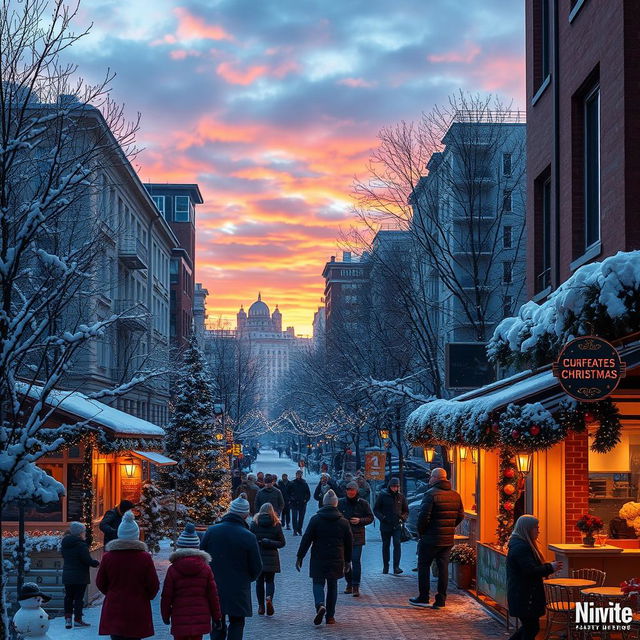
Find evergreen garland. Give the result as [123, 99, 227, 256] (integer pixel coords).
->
[138, 483, 166, 554]
[81, 438, 95, 547]
[499, 403, 567, 452]
[557, 398, 622, 453]
[163, 334, 230, 524]
[496, 450, 520, 549]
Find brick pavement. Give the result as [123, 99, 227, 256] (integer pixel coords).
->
[50, 451, 510, 639]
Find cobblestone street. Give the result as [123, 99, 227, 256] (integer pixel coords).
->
[50, 451, 509, 640]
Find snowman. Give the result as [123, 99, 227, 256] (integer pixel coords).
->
[12, 583, 52, 639]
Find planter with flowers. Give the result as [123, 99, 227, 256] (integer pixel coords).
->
[620, 578, 640, 609]
[576, 514, 604, 547]
[449, 543, 477, 589]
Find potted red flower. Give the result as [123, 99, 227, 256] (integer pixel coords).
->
[576, 514, 604, 547]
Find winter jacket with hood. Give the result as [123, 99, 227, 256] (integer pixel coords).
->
[234, 481, 260, 515]
[373, 488, 409, 532]
[506, 536, 554, 618]
[297, 505, 353, 580]
[287, 477, 311, 506]
[61, 533, 99, 585]
[313, 477, 339, 508]
[96, 539, 160, 639]
[161, 548, 221, 637]
[200, 512, 263, 617]
[254, 485, 285, 515]
[99, 506, 125, 545]
[337, 496, 374, 546]
[416, 479, 464, 546]
[277, 479, 291, 506]
[250, 513, 286, 573]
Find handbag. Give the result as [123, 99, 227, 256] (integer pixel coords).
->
[400, 522, 412, 542]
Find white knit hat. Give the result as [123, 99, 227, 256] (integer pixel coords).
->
[323, 489, 338, 507]
[228, 495, 250, 516]
[117, 510, 140, 540]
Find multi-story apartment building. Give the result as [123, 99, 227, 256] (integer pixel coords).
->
[410, 113, 527, 392]
[144, 184, 203, 349]
[526, 0, 640, 300]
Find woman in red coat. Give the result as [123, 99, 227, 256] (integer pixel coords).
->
[161, 523, 222, 640]
[96, 511, 160, 640]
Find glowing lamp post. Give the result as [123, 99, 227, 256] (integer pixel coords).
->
[515, 451, 533, 475]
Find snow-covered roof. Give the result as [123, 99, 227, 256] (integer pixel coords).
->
[132, 450, 176, 465]
[17, 383, 165, 438]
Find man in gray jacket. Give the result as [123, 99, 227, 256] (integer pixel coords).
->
[409, 468, 464, 610]
[254, 474, 285, 515]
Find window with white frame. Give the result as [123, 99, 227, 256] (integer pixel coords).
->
[584, 85, 600, 250]
[152, 195, 165, 217]
[174, 196, 190, 222]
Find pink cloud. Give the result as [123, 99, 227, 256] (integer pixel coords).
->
[428, 42, 481, 64]
[338, 77, 376, 88]
[173, 7, 234, 42]
[216, 61, 269, 85]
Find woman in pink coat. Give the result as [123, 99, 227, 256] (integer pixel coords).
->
[161, 523, 222, 640]
[96, 511, 159, 639]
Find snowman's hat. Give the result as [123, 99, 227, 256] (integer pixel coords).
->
[18, 582, 51, 602]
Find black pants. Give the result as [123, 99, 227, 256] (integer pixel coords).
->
[281, 504, 291, 527]
[417, 542, 452, 601]
[256, 571, 276, 604]
[111, 636, 141, 640]
[381, 528, 402, 569]
[211, 615, 245, 640]
[64, 583, 87, 619]
[508, 616, 540, 640]
[291, 504, 306, 534]
[312, 578, 338, 618]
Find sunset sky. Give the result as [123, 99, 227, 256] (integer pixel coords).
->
[76, 0, 525, 335]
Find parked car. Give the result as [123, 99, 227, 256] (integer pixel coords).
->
[384, 459, 431, 497]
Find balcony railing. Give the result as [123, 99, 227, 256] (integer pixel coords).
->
[118, 235, 148, 270]
[115, 299, 149, 332]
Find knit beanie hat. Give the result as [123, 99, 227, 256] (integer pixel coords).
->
[323, 489, 338, 507]
[228, 495, 250, 516]
[389, 477, 400, 487]
[346, 481, 359, 491]
[117, 510, 140, 540]
[177, 522, 201, 548]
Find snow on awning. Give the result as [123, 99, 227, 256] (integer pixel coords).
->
[17, 382, 165, 439]
[132, 450, 176, 466]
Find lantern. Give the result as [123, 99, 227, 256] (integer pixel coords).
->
[515, 451, 532, 475]
[215, 433, 224, 441]
[423, 446, 436, 463]
[379, 429, 390, 440]
[122, 456, 136, 478]
[444, 446, 456, 464]
[458, 446, 468, 462]
[471, 448, 479, 464]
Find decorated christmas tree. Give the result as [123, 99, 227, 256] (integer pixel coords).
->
[138, 483, 166, 554]
[164, 334, 231, 524]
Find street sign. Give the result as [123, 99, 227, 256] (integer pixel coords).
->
[365, 449, 386, 481]
[552, 336, 626, 402]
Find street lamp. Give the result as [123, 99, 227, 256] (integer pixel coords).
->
[122, 456, 136, 478]
[515, 451, 533, 475]
[379, 429, 389, 440]
[471, 448, 479, 464]
[458, 446, 469, 462]
[444, 446, 456, 464]
[423, 446, 436, 463]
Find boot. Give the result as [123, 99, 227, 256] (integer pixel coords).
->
[258, 603, 265, 615]
[383, 565, 389, 574]
[344, 584, 352, 594]
[352, 586, 360, 597]
[314, 604, 326, 626]
[74, 618, 90, 627]
[65, 617, 72, 629]
[432, 595, 446, 609]
[266, 596, 274, 616]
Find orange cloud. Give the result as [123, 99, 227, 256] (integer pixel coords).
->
[173, 7, 234, 42]
[216, 61, 269, 85]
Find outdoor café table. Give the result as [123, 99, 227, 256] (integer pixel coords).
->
[581, 587, 626, 599]
[544, 578, 597, 590]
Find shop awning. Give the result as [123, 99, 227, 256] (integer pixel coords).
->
[132, 450, 177, 466]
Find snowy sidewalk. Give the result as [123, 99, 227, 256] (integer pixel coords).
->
[49, 450, 507, 639]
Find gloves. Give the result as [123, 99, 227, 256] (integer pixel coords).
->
[212, 619, 224, 631]
[295, 558, 303, 572]
[344, 562, 352, 574]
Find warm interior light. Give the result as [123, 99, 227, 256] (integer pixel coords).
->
[423, 446, 436, 463]
[380, 429, 389, 440]
[445, 446, 456, 464]
[459, 446, 468, 462]
[215, 433, 224, 441]
[516, 451, 532, 475]
[471, 448, 479, 464]
[122, 456, 136, 478]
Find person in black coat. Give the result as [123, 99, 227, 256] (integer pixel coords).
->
[296, 490, 353, 626]
[99, 499, 134, 545]
[61, 522, 99, 629]
[337, 482, 373, 597]
[313, 473, 339, 509]
[373, 477, 409, 574]
[254, 474, 285, 515]
[201, 495, 263, 640]
[288, 470, 311, 535]
[410, 468, 465, 609]
[250, 503, 286, 616]
[506, 515, 562, 640]
[277, 474, 292, 530]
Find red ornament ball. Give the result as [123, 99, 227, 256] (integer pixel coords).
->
[503, 484, 516, 496]
[584, 412, 596, 424]
[503, 502, 514, 511]
[511, 429, 520, 440]
[491, 422, 500, 432]
[530, 425, 541, 436]
[503, 468, 516, 479]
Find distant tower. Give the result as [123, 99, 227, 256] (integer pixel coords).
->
[237, 305, 247, 332]
[272, 305, 282, 332]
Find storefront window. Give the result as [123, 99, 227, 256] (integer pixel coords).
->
[589, 429, 640, 539]
[457, 453, 478, 515]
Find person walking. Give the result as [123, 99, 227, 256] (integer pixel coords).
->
[256, 471, 265, 488]
[254, 474, 285, 515]
[200, 495, 263, 640]
[296, 490, 353, 626]
[234, 474, 260, 515]
[61, 521, 99, 629]
[506, 515, 562, 639]
[250, 503, 286, 616]
[96, 510, 160, 640]
[231, 470, 242, 493]
[161, 523, 222, 640]
[288, 470, 311, 536]
[373, 477, 409, 575]
[337, 482, 373, 597]
[356, 475, 371, 502]
[99, 499, 134, 545]
[277, 473, 292, 530]
[409, 467, 464, 609]
[313, 473, 339, 509]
